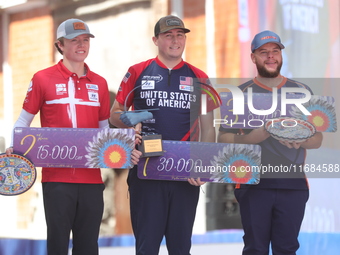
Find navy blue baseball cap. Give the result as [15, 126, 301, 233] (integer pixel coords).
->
[251, 30, 285, 53]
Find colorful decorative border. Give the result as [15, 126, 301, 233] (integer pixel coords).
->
[0, 153, 36, 196]
[265, 117, 316, 143]
[289, 96, 337, 132]
[84, 128, 135, 169]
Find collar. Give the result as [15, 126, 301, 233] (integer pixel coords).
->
[253, 75, 287, 91]
[155, 56, 185, 70]
[57, 60, 92, 81]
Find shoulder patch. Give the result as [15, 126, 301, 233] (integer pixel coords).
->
[123, 72, 131, 83]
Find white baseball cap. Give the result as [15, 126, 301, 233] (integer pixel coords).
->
[57, 18, 94, 40]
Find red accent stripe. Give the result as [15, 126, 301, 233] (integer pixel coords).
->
[181, 119, 199, 141]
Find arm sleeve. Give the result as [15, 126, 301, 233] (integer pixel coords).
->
[99, 119, 109, 129]
[10, 109, 35, 146]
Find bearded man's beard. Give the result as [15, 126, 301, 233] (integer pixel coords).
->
[256, 61, 282, 78]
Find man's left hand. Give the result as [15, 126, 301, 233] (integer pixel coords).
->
[188, 178, 205, 186]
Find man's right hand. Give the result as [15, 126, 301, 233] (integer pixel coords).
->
[120, 111, 153, 127]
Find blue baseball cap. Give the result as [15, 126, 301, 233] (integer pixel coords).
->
[251, 30, 285, 53]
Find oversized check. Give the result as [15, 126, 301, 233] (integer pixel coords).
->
[138, 140, 261, 184]
[13, 127, 135, 169]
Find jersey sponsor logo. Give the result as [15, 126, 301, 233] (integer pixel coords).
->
[143, 118, 155, 123]
[123, 72, 131, 83]
[141, 80, 155, 90]
[179, 85, 194, 92]
[261, 35, 277, 41]
[24, 81, 33, 103]
[141, 74, 163, 83]
[86, 84, 98, 90]
[180, 76, 193, 86]
[27, 81, 33, 93]
[56, 84, 67, 95]
[88, 92, 99, 102]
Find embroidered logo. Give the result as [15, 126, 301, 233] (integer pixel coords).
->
[141, 80, 155, 90]
[141, 74, 163, 83]
[179, 85, 193, 92]
[27, 81, 33, 93]
[86, 84, 98, 90]
[88, 92, 99, 102]
[56, 84, 67, 95]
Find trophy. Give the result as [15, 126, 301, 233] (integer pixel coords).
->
[118, 82, 163, 157]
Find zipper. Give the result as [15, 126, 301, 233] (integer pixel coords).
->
[168, 68, 171, 86]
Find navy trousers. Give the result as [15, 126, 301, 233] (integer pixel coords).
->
[43, 182, 104, 255]
[128, 167, 200, 255]
[234, 188, 309, 255]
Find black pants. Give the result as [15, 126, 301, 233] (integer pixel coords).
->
[42, 182, 104, 255]
[235, 188, 309, 255]
[128, 167, 200, 255]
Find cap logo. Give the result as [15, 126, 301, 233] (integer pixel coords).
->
[73, 22, 86, 30]
[261, 36, 277, 40]
[166, 19, 181, 27]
